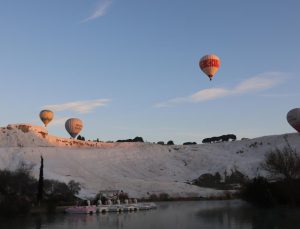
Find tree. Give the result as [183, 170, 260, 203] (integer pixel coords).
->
[37, 156, 44, 205]
[133, 136, 144, 142]
[77, 135, 85, 141]
[68, 180, 81, 196]
[183, 142, 197, 145]
[261, 144, 300, 180]
[167, 140, 174, 145]
[0, 169, 37, 215]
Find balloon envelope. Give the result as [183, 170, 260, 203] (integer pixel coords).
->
[65, 118, 83, 138]
[287, 108, 300, 132]
[39, 110, 54, 127]
[199, 54, 221, 80]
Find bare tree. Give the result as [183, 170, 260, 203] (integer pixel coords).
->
[261, 144, 300, 180]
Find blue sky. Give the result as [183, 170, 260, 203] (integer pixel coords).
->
[0, 0, 300, 143]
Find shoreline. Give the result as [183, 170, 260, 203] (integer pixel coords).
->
[29, 195, 240, 215]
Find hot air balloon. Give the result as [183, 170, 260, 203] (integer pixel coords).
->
[65, 118, 83, 138]
[199, 54, 221, 81]
[39, 110, 54, 127]
[287, 108, 300, 132]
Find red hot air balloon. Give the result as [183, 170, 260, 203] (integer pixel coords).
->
[287, 108, 300, 132]
[199, 54, 221, 81]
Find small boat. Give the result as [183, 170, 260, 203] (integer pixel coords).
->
[136, 203, 151, 210]
[107, 205, 124, 212]
[123, 204, 138, 211]
[97, 205, 109, 213]
[147, 202, 157, 209]
[135, 202, 157, 210]
[65, 206, 97, 214]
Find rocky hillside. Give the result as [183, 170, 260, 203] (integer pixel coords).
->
[0, 124, 299, 198]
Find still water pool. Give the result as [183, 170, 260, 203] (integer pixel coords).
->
[1, 200, 300, 229]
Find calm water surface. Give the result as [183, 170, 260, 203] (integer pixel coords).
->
[1, 200, 300, 229]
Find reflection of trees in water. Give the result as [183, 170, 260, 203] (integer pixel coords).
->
[158, 202, 178, 210]
[250, 208, 300, 229]
[96, 213, 127, 229]
[196, 202, 300, 229]
[65, 214, 97, 228]
[0, 217, 32, 229]
[35, 217, 42, 229]
[2, 201, 300, 229]
[34, 215, 62, 229]
[196, 203, 254, 228]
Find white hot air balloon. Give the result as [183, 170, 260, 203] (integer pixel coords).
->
[65, 118, 83, 138]
[287, 108, 300, 132]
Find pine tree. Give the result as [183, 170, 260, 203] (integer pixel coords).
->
[37, 156, 44, 205]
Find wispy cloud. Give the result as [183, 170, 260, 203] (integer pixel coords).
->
[155, 72, 287, 108]
[260, 93, 300, 98]
[234, 74, 284, 93]
[43, 99, 111, 114]
[82, 0, 113, 23]
[190, 88, 230, 102]
[49, 117, 68, 126]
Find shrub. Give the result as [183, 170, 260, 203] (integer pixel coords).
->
[240, 177, 300, 207]
[148, 194, 158, 201]
[117, 137, 144, 143]
[159, 193, 170, 201]
[118, 192, 129, 202]
[167, 140, 174, 145]
[43, 179, 80, 204]
[240, 177, 275, 207]
[241, 144, 300, 207]
[133, 137, 144, 142]
[0, 169, 37, 216]
[261, 144, 300, 180]
[183, 142, 197, 145]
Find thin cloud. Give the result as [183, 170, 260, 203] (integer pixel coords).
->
[82, 0, 113, 23]
[190, 88, 230, 102]
[261, 93, 300, 98]
[43, 99, 110, 114]
[49, 117, 68, 126]
[235, 72, 284, 93]
[155, 97, 189, 108]
[155, 72, 287, 108]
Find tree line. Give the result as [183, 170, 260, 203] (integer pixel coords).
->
[202, 134, 236, 143]
[76, 134, 240, 145]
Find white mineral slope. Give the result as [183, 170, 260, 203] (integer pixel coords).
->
[0, 124, 299, 198]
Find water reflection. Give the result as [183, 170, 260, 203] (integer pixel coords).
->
[1, 200, 300, 229]
[195, 200, 253, 228]
[195, 200, 300, 229]
[34, 217, 42, 229]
